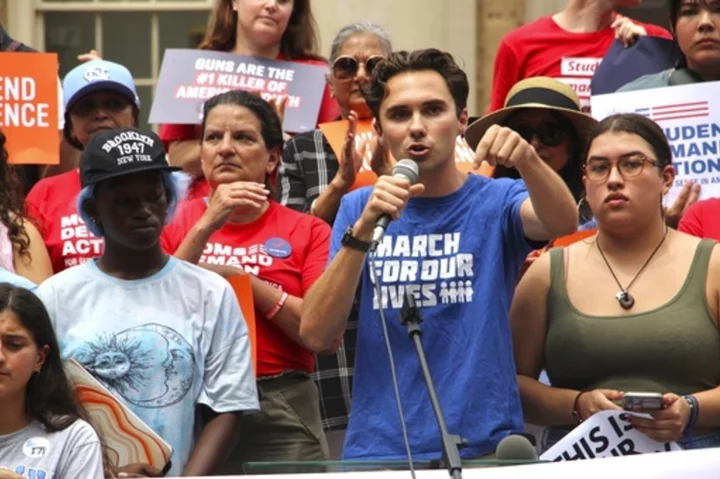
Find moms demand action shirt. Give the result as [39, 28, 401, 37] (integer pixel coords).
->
[26, 169, 103, 273]
[161, 199, 330, 377]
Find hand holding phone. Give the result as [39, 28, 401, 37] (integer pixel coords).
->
[622, 391, 664, 411]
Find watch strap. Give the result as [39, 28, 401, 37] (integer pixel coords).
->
[342, 226, 371, 253]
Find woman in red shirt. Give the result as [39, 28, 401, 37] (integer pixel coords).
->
[161, 0, 340, 202]
[161, 89, 334, 472]
[25, 60, 140, 273]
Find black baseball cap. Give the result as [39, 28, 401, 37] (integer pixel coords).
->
[80, 127, 180, 188]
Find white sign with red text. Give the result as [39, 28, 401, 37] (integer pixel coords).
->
[591, 81, 720, 204]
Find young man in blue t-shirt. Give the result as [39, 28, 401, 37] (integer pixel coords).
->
[300, 49, 579, 460]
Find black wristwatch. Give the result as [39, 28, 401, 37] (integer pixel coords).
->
[342, 226, 371, 253]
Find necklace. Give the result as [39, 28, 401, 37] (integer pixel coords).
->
[596, 226, 669, 310]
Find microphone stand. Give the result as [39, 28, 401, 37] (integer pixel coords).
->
[400, 291, 465, 479]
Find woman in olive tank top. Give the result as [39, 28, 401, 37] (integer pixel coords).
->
[510, 113, 720, 452]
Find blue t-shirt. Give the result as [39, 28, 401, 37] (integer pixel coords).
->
[331, 174, 533, 460]
[0, 268, 36, 291]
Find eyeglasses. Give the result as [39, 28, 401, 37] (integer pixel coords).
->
[584, 154, 660, 182]
[72, 97, 131, 117]
[331, 55, 384, 80]
[504, 122, 568, 147]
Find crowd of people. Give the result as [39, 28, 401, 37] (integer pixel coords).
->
[0, 0, 719, 477]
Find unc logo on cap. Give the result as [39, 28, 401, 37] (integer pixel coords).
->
[83, 65, 111, 83]
[22, 437, 50, 458]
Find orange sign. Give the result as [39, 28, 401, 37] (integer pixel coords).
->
[553, 228, 597, 247]
[319, 119, 492, 190]
[0, 52, 59, 165]
[227, 274, 258, 373]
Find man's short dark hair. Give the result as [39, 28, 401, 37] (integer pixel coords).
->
[364, 48, 469, 125]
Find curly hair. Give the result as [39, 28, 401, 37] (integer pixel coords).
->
[0, 130, 30, 260]
[364, 49, 469, 128]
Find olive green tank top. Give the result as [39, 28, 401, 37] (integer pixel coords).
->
[545, 239, 720, 395]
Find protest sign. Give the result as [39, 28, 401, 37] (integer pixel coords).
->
[591, 81, 720, 204]
[318, 119, 491, 191]
[540, 410, 681, 462]
[149, 49, 326, 133]
[226, 274, 257, 374]
[0, 52, 59, 165]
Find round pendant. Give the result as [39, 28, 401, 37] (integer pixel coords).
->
[615, 291, 635, 310]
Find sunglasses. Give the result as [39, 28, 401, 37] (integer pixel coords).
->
[505, 122, 569, 147]
[331, 55, 384, 80]
[72, 97, 131, 117]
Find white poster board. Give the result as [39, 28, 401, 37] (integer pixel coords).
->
[591, 81, 720, 204]
[540, 411, 681, 462]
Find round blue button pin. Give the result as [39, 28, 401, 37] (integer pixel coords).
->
[264, 237, 292, 259]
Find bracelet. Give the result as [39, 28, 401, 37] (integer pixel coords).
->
[683, 394, 700, 430]
[572, 391, 587, 424]
[265, 292, 288, 321]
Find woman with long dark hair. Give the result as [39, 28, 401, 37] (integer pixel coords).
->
[0, 284, 104, 478]
[467, 77, 595, 205]
[511, 113, 720, 452]
[0, 131, 52, 284]
[620, 0, 720, 89]
[160, 0, 340, 202]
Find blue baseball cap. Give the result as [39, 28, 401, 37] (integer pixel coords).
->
[63, 59, 140, 112]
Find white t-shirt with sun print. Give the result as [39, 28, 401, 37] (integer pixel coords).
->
[36, 258, 259, 476]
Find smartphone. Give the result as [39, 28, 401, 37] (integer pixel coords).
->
[622, 392, 664, 411]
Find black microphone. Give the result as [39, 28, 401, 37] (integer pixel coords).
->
[370, 159, 420, 250]
[495, 434, 539, 461]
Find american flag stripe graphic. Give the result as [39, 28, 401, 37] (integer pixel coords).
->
[634, 101, 709, 122]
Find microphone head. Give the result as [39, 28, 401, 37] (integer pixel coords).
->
[392, 159, 420, 184]
[495, 434, 538, 461]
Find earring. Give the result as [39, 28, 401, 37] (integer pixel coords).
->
[577, 196, 595, 224]
[576, 196, 587, 215]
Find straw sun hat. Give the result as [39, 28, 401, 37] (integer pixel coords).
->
[465, 77, 599, 151]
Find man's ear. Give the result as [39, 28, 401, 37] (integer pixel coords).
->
[458, 108, 469, 137]
[372, 117, 382, 137]
[83, 197, 100, 225]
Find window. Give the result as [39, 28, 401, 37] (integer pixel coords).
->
[38, 0, 213, 130]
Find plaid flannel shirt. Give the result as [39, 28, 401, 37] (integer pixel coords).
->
[278, 129, 340, 214]
[279, 129, 357, 431]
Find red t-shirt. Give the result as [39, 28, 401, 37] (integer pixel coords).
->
[25, 169, 104, 273]
[160, 199, 330, 377]
[489, 15, 671, 112]
[678, 198, 720, 241]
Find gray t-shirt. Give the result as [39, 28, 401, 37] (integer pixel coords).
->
[617, 68, 674, 92]
[0, 419, 104, 478]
